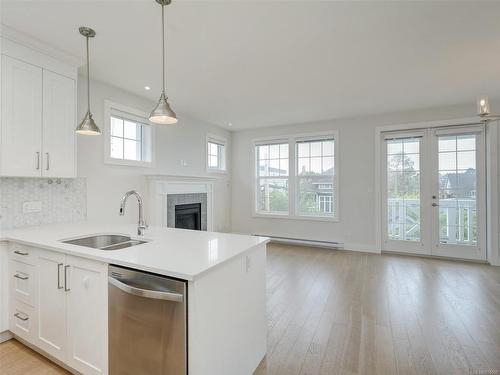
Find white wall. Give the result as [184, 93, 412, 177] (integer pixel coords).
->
[77, 77, 232, 232]
[231, 102, 500, 255]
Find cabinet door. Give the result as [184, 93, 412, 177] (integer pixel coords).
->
[1, 55, 42, 177]
[66, 256, 108, 375]
[42, 70, 76, 178]
[36, 250, 66, 362]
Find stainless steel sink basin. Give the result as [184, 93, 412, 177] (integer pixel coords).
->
[61, 234, 148, 250]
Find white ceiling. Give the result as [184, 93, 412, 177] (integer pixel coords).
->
[2, 1, 500, 130]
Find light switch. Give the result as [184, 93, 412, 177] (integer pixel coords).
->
[23, 201, 42, 213]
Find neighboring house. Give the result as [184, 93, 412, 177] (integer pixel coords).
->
[439, 168, 476, 199]
[301, 167, 334, 214]
[259, 165, 334, 214]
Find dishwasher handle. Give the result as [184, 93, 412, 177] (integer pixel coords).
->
[109, 276, 184, 303]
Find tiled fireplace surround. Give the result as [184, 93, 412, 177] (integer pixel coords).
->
[147, 175, 214, 231]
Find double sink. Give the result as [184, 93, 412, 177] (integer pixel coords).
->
[62, 234, 148, 250]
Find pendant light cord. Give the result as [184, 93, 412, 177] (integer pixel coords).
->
[162, 4, 166, 94]
[86, 36, 91, 113]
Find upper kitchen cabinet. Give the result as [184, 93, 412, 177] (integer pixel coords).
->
[1, 55, 43, 177]
[0, 35, 78, 178]
[42, 70, 76, 177]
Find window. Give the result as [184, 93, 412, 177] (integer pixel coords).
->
[104, 101, 154, 167]
[253, 132, 338, 220]
[318, 195, 333, 213]
[255, 142, 289, 214]
[296, 137, 335, 217]
[207, 137, 226, 172]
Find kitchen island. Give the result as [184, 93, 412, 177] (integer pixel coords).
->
[0, 222, 269, 375]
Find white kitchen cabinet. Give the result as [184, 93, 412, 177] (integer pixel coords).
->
[0, 39, 77, 178]
[9, 299, 36, 343]
[35, 250, 108, 374]
[66, 255, 108, 375]
[0, 55, 43, 177]
[6, 244, 108, 375]
[42, 70, 76, 178]
[0, 243, 9, 342]
[37, 249, 67, 361]
[9, 260, 36, 306]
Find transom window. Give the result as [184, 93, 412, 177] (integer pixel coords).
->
[254, 132, 338, 220]
[104, 101, 153, 167]
[111, 116, 146, 161]
[207, 137, 226, 172]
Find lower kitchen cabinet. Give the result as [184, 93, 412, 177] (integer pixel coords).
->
[37, 250, 66, 361]
[66, 255, 108, 375]
[8, 245, 108, 375]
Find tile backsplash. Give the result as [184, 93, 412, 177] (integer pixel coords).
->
[0, 177, 86, 231]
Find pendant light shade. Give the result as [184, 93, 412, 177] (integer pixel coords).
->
[76, 26, 101, 135]
[150, 0, 177, 125]
[150, 92, 177, 124]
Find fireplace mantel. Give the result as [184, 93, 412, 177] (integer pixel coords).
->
[147, 175, 214, 231]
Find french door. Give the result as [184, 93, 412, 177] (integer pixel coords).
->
[382, 125, 486, 261]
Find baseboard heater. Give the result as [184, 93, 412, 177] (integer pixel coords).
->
[255, 234, 343, 249]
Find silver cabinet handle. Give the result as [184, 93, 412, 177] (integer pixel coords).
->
[45, 152, 50, 170]
[14, 313, 29, 321]
[57, 263, 64, 289]
[64, 265, 70, 291]
[108, 276, 184, 303]
[13, 274, 29, 281]
[36, 152, 40, 170]
[14, 250, 29, 256]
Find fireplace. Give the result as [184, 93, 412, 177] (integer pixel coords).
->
[175, 203, 202, 231]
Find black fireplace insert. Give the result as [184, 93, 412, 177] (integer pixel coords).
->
[175, 203, 202, 231]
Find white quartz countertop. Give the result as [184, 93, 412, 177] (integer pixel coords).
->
[0, 222, 269, 280]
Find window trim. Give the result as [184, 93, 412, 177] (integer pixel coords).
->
[252, 130, 339, 222]
[206, 134, 227, 174]
[104, 100, 155, 168]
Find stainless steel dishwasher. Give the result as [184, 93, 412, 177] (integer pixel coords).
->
[108, 265, 187, 375]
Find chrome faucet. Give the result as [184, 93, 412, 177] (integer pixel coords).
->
[119, 190, 147, 236]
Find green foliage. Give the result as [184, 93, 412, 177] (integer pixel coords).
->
[387, 153, 419, 199]
[269, 190, 288, 212]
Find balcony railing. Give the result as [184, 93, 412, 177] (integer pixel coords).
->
[387, 198, 477, 245]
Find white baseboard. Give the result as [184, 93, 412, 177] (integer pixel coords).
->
[258, 235, 343, 249]
[0, 330, 13, 343]
[343, 243, 381, 254]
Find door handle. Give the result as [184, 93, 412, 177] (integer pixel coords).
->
[14, 313, 29, 321]
[64, 265, 70, 291]
[13, 274, 29, 281]
[36, 152, 40, 170]
[108, 276, 184, 302]
[57, 263, 64, 289]
[14, 250, 29, 256]
[45, 153, 50, 170]
[432, 203, 439, 207]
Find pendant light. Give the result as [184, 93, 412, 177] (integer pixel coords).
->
[149, 0, 178, 125]
[76, 26, 101, 135]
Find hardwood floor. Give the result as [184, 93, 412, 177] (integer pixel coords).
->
[0, 339, 69, 374]
[1, 244, 499, 375]
[255, 244, 500, 375]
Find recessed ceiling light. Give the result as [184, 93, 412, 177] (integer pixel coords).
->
[228, 122, 233, 127]
[144, 86, 151, 91]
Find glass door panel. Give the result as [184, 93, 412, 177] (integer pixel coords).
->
[437, 135, 477, 246]
[383, 134, 427, 254]
[432, 129, 485, 260]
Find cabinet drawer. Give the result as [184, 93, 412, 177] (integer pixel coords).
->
[9, 260, 37, 306]
[9, 243, 37, 265]
[9, 300, 36, 344]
